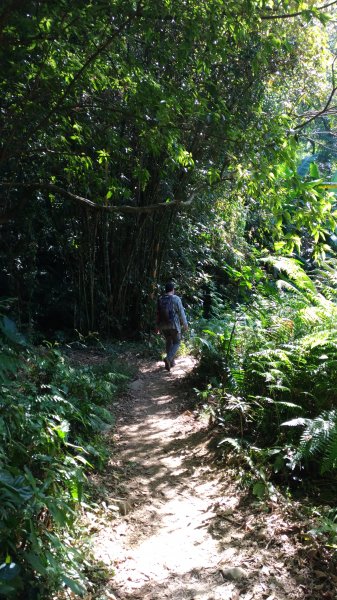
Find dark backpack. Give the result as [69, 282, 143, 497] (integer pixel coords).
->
[158, 294, 175, 328]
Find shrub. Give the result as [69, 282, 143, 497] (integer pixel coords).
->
[0, 315, 130, 598]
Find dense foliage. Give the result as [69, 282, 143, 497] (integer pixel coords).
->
[192, 255, 337, 500]
[1, 0, 335, 334]
[0, 317, 130, 598]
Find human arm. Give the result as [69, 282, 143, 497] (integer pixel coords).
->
[175, 296, 188, 330]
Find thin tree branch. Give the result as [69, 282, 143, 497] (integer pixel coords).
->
[261, 0, 337, 19]
[295, 72, 337, 131]
[306, 129, 337, 136]
[295, 89, 337, 129]
[297, 105, 337, 119]
[0, 182, 197, 223]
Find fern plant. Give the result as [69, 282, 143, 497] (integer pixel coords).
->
[192, 253, 337, 489]
[283, 410, 337, 474]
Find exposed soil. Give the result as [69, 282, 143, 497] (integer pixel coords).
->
[83, 355, 337, 600]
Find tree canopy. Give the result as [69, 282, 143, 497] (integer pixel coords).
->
[1, 0, 337, 331]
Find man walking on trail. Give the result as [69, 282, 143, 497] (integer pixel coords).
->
[157, 281, 188, 372]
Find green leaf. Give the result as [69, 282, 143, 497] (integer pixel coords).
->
[252, 481, 267, 498]
[62, 575, 86, 595]
[207, 167, 221, 185]
[0, 582, 16, 594]
[48, 503, 72, 527]
[0, 471, 33, 503]
[309, 162, 320, 179]
[24, 552, 47, 576]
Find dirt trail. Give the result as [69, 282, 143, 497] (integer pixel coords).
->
[88, 356, 333, 600]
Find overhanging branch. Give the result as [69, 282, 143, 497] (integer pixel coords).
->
[44, 183, 196, 213]
[0, 181, 197, 223]
[295, 60, 337, 131]
[261, 0, 337, 19]
[295, 91, 337, 131]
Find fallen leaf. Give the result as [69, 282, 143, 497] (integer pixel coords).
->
[314, 569, 328, 578]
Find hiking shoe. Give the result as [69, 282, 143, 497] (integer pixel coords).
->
[164, 358, 171, 371]
[170, 359, 176, 367]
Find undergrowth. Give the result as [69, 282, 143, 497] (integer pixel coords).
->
[0, 312, 132, 599]
[191, 257, 337, 529]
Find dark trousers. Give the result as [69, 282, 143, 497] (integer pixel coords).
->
[162, 328, 181, 362]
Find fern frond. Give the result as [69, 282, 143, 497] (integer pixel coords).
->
[276, 279, 310, 298]
[322, 430, 337, 473]
[282, 417, 309, 427]
[283, 411, 337, 473]
[299, 306, 326, 327]
[255, 396, 301, 410]
[261, 256, 317, 294]
[217, 437, 242, 450]
[299, 330, 335, 350]
[268, 317, 294, 342]
[299, 415, 334, 456]
[268, 384, 291, 392]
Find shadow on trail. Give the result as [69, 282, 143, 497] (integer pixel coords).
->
[90, 358, 337, 600]
[111, 424, 213, 505]
[114, 408, 212, 512]
[107, 565, 232, 600]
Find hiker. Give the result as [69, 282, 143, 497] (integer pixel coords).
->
[157, 281, 188, 371]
